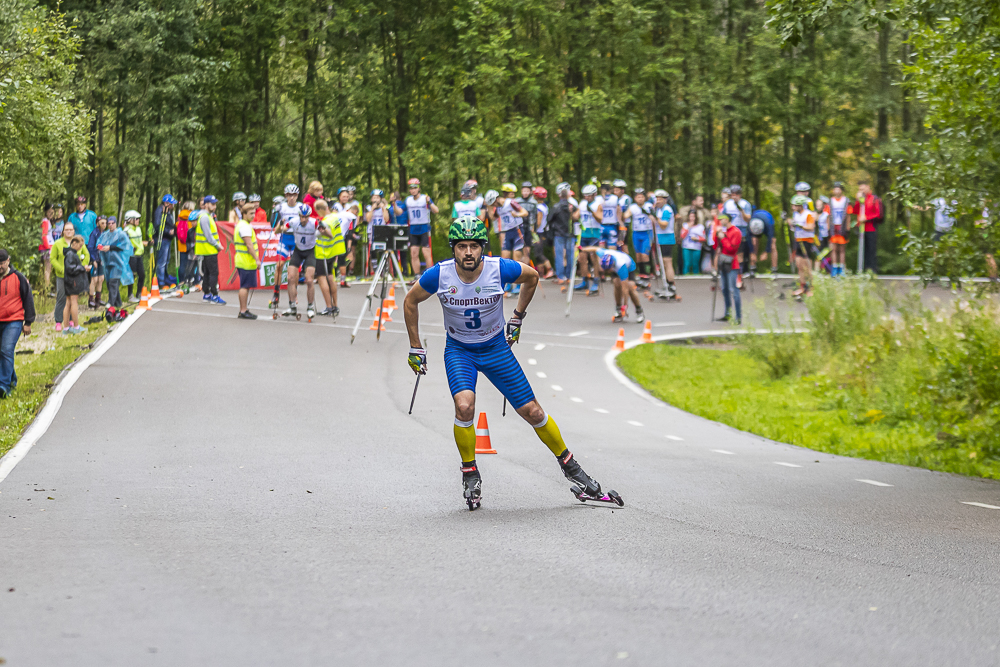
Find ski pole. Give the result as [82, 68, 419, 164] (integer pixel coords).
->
[502, 337, 517, 416]
[408, 374, 421, 415]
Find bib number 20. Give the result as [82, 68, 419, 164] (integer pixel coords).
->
[464, 309, 482, 330]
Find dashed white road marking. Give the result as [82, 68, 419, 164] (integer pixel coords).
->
[962, 502, 1000, 510]
[594, 408, 609, 414]
[712, 449, 735, 455]
[774, 462, 802, 468]
[570, 397, 583, 403]
[627, 420, 643, 427]
[568, 330, 590, 337]
[653, 322, 686, 328]
[534, 343, 546, 351]
[536, 371, 547, 378]
[551, 385, 563, 391]
[665, 435, 684, 441]
[528, 358, 537, 365]
[856, 479, 893, 487]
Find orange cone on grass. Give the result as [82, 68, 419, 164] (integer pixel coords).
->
[475, 413, 497, 454]
[150, 277, 161, 299]
[641, 319, 653, 343]
[614, 327, 626, 351]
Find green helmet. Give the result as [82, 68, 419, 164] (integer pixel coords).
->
[790, 195, 809, 206]
[448, 214, 489, 249]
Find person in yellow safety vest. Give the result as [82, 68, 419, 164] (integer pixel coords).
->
[194, 195, 225, 304]
[313, 199, 346, 317]
[232, 202, 262, 319]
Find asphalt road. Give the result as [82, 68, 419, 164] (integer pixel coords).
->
[2, 275, 998, 666]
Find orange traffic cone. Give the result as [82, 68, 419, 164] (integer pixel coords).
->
[614, 327, 626, 351]
[475, 412, 497, 454]
[641, 319, 653, 343]
[150, 277, 160, 299]
[383, 285, 397, 311]
[368, 308, 387, 331]
[138, 287, 149, 311]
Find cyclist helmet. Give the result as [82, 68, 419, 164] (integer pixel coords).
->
[613, 179, 627, 188]
[721, 187, 732, 195]
[346, 185, 356, 193]
[465, 179, 478, 188]
[460, 184, 473, 198]
[555, 182, 571, 195]
[791, 195, 809, 206]
[337, 187, 349, 195]
[448, 214, 489, 250]
[749, 217, 765, 237]
[521, 181, 533, 188]
[284, 184, 299, 195]
[819, 195, 831, 204]
[633, 187, 646, 195]
[407, 178, 420, 187]
[248, 193, 261, 203]
[600, 253, 615, 270]
[272, 196, 286, 205]
[582, 184, 598, 196]
[500, 182, 517, 194]
[533, 186, 547, 199]
[123, 209, 141, 222]
[653, 189, 668, 198]
[600, 180, 612, 189]
[832, 181, 845, 189]
[232, 191, 247, 202]
[794, 181, 811, 192]
[730, 184, 742, 195]
[371, 189, 385, 197]
[484, 189, 499, 206]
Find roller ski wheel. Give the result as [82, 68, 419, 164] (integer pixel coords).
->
[570, 485, 625, 507]
[280, 306, 301, 321]
[462, 464, 482, 511]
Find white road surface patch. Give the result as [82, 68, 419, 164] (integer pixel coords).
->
[712, 449, 736, 455]
[595, 408, 610, 414]
[0, 309, 148, 483]
[627, 420, 643, 427]
[568, 330, 590, 337]
[528, 358, 537, 365]
[536, 371, 547, 378]
[653, 322, 686, 328]
[551, 385, 563, 391]
[570, 397, 584, 403]
[774, 462, 802, 468]
[856, 479, 893, 487]
[534, 343, 546, 351]
[665, 435, 684, 441]
[961, 502, 1000, 510]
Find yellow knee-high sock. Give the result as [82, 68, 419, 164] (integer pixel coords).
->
[532, 414, 568, 457]
[454, 419, 476, 463]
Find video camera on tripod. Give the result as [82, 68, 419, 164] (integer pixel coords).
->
[371, 224, 409, 252]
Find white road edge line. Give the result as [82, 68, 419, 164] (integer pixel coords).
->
[856, 479, 893, 487]
[774, 462, 802, 468]
[0, 308, 148, 483]
[961, 502, 1000, 510]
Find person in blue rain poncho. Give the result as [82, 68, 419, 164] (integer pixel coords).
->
[96, 216, 134, 309]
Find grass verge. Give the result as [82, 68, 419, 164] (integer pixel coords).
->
[617, 341, 1000, 479]
[1, 311, 109, 458]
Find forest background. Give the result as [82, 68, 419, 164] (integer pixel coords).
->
[1, 0, 998, 278]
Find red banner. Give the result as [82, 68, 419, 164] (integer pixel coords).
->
[216, 220, 288, 291]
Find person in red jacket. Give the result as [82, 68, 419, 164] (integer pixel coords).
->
[0, 248, 36, 399]
[714, 212, 743, 324]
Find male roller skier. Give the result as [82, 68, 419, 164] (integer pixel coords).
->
[403, 215, 616, 510]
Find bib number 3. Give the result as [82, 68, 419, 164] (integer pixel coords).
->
[464, 308, 482, 330]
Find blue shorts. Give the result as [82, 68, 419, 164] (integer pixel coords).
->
[444, 334, 535, 410]
[600, 225, 618, 247]
[581, 231, 601, 244]
[237, 267, 258, 289]
[501, 227, 525, 252]
[632, 230, 654, 255]
[277, 235, 295, 260]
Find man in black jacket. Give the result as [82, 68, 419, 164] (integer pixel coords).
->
[151, 194, 178, 287]
[0, 248, 35, 399]
[549, 182, 577, 284]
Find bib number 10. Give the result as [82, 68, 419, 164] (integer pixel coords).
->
[464, 309, 482, 330]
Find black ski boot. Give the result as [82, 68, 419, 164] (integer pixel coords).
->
[461, 462, 482, 511]
[557, 450, 601, 497]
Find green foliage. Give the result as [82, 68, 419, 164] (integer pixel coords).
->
[617, 342, 999, 478]
[0, 0, 90, 273]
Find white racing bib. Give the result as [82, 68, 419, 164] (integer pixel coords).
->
[435, 257, 507, 345]
[628, 202, 654, 231]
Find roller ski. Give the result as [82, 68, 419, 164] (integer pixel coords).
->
[306, 303, 316, 322]
[612, 304, 627, 323]
[635, 305, 645, 323]
[273, 303, 301, 321]
[652, 284, 681, 302]
[461, 463, 482, 511]
[268, 291, 280, 310]
[319, 306, 340, 319]
[558, 451, 623, 507]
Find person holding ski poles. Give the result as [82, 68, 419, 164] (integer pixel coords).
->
[402, 214, 618, 511]
[578, 245, 645, 323]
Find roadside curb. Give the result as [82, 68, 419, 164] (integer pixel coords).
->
[0, 307, 148, 483]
